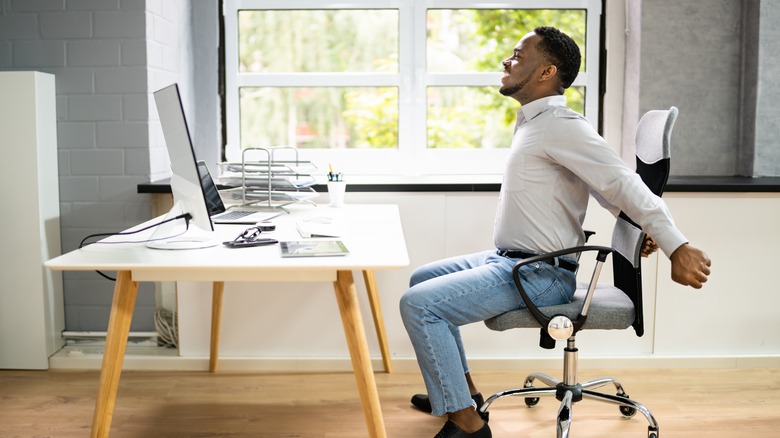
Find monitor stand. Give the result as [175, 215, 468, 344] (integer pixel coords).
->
[145, 203, 220, 250]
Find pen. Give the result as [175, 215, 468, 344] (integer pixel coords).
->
[328, 164, 342, 182]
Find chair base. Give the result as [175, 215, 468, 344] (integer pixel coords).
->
[479, 372, 660, 438]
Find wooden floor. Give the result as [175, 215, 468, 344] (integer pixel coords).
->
[1, 367, 778, 437]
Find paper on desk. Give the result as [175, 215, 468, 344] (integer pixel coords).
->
[296, 217, 343, 238]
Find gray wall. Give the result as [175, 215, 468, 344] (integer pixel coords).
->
[755, 0, 780, 176]
[1, 0, 155, 331]
[0, 0, 219, 331]
[640, 0, 780, 177]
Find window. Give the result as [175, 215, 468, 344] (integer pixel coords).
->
[223, 0, 602, 179]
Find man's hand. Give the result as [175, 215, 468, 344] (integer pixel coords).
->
[641, 235, 658, 258]
[669, 243, 711, 289]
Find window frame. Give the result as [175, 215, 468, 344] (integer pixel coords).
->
[222, 0, 603, 180]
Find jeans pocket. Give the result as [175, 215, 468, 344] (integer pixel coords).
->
[517, 262, 574, 307]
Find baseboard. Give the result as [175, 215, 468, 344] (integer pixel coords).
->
[467, 355, 780, 370]
[48, 346, 780, 371]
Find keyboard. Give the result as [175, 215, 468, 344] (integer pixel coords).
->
[214, 210, 256, 220]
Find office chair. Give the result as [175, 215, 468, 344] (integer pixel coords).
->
[480, 107, 678, 438]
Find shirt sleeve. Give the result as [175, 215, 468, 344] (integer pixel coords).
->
[542, 113, 688, 257]
[589, 188, 620, 217]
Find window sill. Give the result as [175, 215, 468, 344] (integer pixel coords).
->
[138, 175, 780, 194]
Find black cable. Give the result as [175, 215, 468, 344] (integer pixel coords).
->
[78, 213, 192, 248]
[79, 213, 192, 281]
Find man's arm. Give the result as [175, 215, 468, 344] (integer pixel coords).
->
[545, 120, 687, 258]
[669, 243, 712, 289]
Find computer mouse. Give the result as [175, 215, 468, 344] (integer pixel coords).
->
[255, 221, 276, 231]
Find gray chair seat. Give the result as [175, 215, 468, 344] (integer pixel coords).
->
[485, 283, 636, 332]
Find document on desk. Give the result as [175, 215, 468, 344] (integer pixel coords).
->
[280, 240, 349, 257]
[296, 217, 343, 238]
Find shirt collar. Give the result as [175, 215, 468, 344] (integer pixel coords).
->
[518, 95, 567, 124]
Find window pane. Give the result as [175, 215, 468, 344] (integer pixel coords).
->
[239, 87, 398, 149]
[427, 86, 584, 149]
[238, 10, 399, 73]
[427, 9, 586, 73]
[564, 86, 585, 115]
[427, 87, 512, 149]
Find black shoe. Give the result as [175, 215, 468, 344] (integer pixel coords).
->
[411, 393, 489, 422]
[411, 392, 485, 414]
[433, 420, 491, 438]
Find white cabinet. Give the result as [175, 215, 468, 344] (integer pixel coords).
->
[0, 71, 64, 369]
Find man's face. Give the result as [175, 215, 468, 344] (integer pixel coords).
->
[499, 32, 545, 101]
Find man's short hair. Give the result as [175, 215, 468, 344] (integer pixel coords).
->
[533, 26, 581, 89]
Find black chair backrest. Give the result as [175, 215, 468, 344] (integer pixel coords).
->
[612, 107, 678, 337]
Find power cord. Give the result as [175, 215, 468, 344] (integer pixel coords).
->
[154, 307, 178, 348]
[78, 213, 193, 281]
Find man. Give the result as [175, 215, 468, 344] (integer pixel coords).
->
[399, 26, 711, 438]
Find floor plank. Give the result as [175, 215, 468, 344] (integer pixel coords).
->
[0, 367, 778, 437]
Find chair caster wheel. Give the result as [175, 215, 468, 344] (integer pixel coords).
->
[619, 405, 637, 417]
[617, 392, 636, 417]
[525, 397, 539, 407]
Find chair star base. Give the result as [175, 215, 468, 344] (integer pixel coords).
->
[478, 338, 660, 438]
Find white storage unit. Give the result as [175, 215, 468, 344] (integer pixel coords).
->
[0, 71, 64, 369]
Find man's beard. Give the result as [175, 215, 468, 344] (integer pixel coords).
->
[499, 74, 531, 97]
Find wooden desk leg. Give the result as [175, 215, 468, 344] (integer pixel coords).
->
[209, 281, 225, 373]
[91, 270, 138, 438]
[362, 270, 392, 373]
[333, 270, 386, 438]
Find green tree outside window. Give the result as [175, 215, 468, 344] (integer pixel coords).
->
[237, 9, 586, 150]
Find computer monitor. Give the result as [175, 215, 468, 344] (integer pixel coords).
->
[146, 84, 219, 250]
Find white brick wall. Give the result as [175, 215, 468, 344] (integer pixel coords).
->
[1, 0, 219, 332]
[0, 41, 10, 67]
[0, 0, 184, 331]
[145, 0, 191, 180]
[93, 10, 146, 38]
[67, 40, 121, 66]
[40, 11, 92, 38]
[57, 121, 96, 149]
[67, 94, 122, 120]
[0, 14, 39, 40]
[14, 40, 66, 65]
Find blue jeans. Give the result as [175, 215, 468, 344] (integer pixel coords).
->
[399, 249, 576, 416]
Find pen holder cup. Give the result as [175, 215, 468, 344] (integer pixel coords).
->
[327, 181, 347, 207]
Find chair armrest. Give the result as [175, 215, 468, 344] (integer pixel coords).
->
[511, 246, 613, 340]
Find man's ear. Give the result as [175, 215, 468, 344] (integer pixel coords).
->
[538, 64, 558, 82]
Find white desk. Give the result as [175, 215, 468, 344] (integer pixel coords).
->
[46, 204, 409, 438]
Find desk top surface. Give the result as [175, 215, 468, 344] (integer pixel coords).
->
[46, 204, 409, 282]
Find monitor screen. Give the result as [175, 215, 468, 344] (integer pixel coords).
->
[196, 160, 227, 216]
[148, 84, 217, 249]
